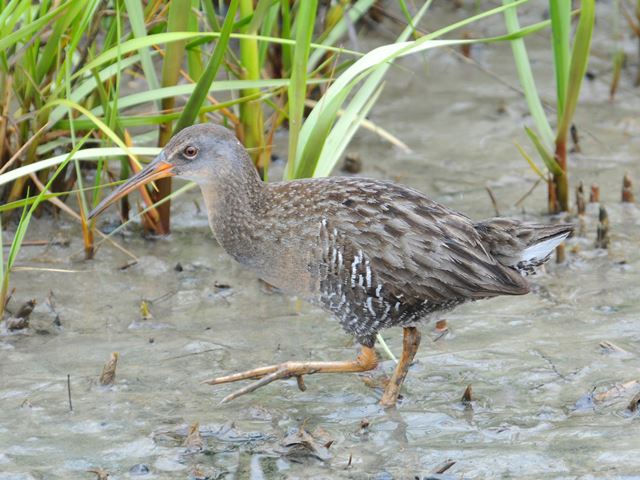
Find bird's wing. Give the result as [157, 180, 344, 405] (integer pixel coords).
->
[323, 178, 529, 304]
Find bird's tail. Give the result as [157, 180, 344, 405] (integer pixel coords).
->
[474, 218, 573, 275]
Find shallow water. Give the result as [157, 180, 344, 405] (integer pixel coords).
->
[2, 3, 640, 479]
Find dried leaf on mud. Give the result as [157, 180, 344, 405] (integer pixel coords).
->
[99, 352, 119, 386]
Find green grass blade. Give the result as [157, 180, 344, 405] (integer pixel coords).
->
[247, 0, 273, 36]
[312, 82, 384, 178]
[56, 88, 276, 130]
[86, 78, 327, 117]
[0, 181, 127, 214]
[73, 32, 204, 83]
[201, 0, 220, 31]
[525, 126, 562, 176]
[503, 0, 555, 149]
[0, 148, 161, 187]
[0, 0, 69, 52]
[514, 141, 546, 180]
[160, 0, 191, 127]
[549, 0, 571, 118]
[96, 183, 198, 244]
[307, 0, 376, 70]
[0, 213, 5, 301]
[35, 0, 83, 83]
[187, 0, 204, 82]
[65, 0, 101, 66]
[280, 0, 292, 73]
[239, 0, 266, 166]
[296, 0, 537, 177]
[174, 0, 239, 134]
[49, 53, 145, 125]
[152, 0, 189, 232]
[424, 0, 528, 41]
[0, 0, 22, 35]
[258, 0, 280, 67]
[286, 0, 317, 179]
[45, 98, 140, 166]
[306, 0, 433, 179]
[556, 0, 595, 145]
[70, 31, 360, 89]
[1, 199, 28, 309]
[2, 133, 90, 311]
[123, 0, 161, 104]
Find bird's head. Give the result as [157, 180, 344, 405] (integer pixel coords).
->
[88, 124, 250, 219]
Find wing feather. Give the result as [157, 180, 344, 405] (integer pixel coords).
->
[323, 178, 529, 303]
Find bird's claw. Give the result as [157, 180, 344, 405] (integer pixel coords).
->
[214, 366, 300, 404]
[205, 347, 378, 404]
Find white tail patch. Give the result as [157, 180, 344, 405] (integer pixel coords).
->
[520, 231, 570, 265]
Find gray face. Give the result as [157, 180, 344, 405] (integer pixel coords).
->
[87, 123, 251, 220]
[162, 124, 245, 184]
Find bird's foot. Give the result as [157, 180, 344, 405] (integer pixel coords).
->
[379, 327, 421, 408]
[203, 346, 378, 404]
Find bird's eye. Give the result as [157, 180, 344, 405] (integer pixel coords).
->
[183, 146, 198, 159]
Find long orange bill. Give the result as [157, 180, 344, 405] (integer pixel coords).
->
[88, 153, 174, 220]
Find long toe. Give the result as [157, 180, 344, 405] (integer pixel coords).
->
[202, 364, 282, 385]
[209, 346, 378, 403]
[218, 368, 291, 404]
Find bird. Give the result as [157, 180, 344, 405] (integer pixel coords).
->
[89, 123, 573, 407]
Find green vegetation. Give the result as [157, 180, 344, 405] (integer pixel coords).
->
[0, 1, 602, 318]
[504, 0, 595, 213]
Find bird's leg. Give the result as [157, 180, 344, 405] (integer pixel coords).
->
[203, 346, 378, 404]
[380, 327, 421, 407]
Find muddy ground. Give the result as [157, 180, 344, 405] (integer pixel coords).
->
[2, 3, 640, 479]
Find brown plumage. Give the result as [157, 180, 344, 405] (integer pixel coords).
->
[259, 178, 532, 347]
[89, 124, 573, 406]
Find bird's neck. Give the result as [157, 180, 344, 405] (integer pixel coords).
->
[199, 160, 266, 266]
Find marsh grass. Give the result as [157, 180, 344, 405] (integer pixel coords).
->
[0, 0, 559, 322]
[0, 134, 87, 317]
[504, 0, 595, 213]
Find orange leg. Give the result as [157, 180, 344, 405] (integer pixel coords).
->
[380, 327, 421, 407]
[203, 346, 378, 404]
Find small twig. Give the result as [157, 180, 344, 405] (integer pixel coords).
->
[163, 347, 231, 362]
[27, 172, 138, 261]
[534, 350, 568, 380]
[3, 287, 16, 310]
[599, 341, 631, 356]
[0, 122, 50, 175]
[67, 374, 73, 412]
[627, 392, 640, 413]
[2, 239, 69, 248]
[376, 333, 398, 364]
[346, 453, 353, 469]
[576, 182, 586, 216]
[461, 384, 473, 404]
[622, 172, 635, 203]
[555, 243, 566, 264]
[433, 460, 456, 474]
[485, 185, 500, 216]
[589, 183, 600, 203]
[595, 206, 610, 249]
[570, 124, 581, 153]
[514, 179, 542, 207]
[71, 0, 109, 77]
